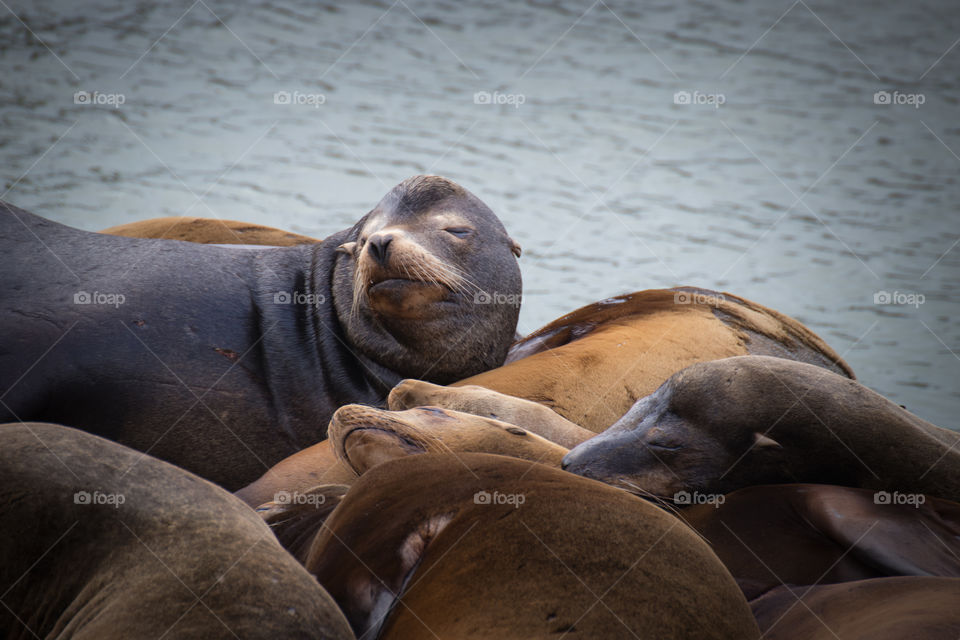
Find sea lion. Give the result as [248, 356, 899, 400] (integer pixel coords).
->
[235, 404, 569, 508]
[454, 288, 854, 432]
[0, 422, 354, 640]
[101, 216, 321, 246]
[387, 378, 594, 448]
[750, 577, 960, 640]
[562, 356, 960, 502]
[0, 175, 522, 490]
[679, 483, 960, 600]
[305, 452, 760, 640]
[255, 407, 571, 563]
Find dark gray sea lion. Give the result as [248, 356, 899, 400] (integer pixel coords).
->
[0, 422, 354, 639]
[0, 175, 521, 489]
[562, 356, 960, 502]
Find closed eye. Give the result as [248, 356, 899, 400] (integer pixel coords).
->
[646, 442, 683, 451]
[445, 227, 472, 238]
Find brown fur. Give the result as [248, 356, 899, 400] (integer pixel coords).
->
[680, 484, 960, 600]
[751, 577, 960, 639]
[235, 405, 570, 509]
[456, 288, 853, 432]
[563, 356, 960, 502]
[101, 216, 320, 245]
[387, 379, 594, 448]
[0, 422, 353, 639]
[305, 453, 760, 639]
[330, 405, 570, 474]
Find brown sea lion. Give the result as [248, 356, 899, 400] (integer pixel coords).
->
[0, 175, 521, 490]
[455, 288, 854, 432]
[235, 404, 569, 508]
[750, 577, 960, 640]
[101, 216, 320, 246]
[305, 452, 760, 640]
[0, 422, 354, 639]
[387, 379, 594, 448]
[679, 483, 960, 600]
[562, 356, 960, 502]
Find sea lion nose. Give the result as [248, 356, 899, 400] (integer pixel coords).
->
[367, 233, 393, 265]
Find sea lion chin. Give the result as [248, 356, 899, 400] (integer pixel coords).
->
[365, 278, 452, 318]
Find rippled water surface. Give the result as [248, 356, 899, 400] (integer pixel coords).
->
[1, 0, 958, 426]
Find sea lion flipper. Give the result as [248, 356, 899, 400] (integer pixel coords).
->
[258, 484, 350, 564]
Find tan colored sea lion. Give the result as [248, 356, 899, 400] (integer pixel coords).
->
[563, 356, 960, 502]
[387, 379, 594, 448]
[0, 422, 354, 639]
[101, 216, 321, 246]
[305, 452, 760, 640]
[455, 288, 854, 432]
[236, 404, 569, 508]
[247, 406, 569, 561]
[750, 577, 960, 639]
[679, 483, 960, 600]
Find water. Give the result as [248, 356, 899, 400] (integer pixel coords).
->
[1, 0, 957, 427]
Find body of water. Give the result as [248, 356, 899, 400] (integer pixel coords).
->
[1, 0, 957, 426]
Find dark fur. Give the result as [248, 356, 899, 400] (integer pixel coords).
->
[0, 177, 520, 489]
[0, 422, 353, 639]
[563, 355, 960, 501]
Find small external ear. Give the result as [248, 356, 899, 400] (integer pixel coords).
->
[336, 241, 357, 255]
[753, 432, 783, 449]
[509, 238, 522, 258]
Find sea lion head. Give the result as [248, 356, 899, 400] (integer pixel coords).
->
[332, 175, 522, 384]
[562, 356, 791, 500]
[328, 403, 568, 475]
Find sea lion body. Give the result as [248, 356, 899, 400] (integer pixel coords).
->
[101, 216, 321, 246]
[0, 422, 354, 639]
[387, 379, 594, 448]
[751, 577, 960, 640]
[456, 288, 853, 432]
[563, 356, 960, 501]
[680, 483, 960, 600]
[0, 176, 521, 489]
[235, 404, 569, 508]
[305, 453, 759, 639]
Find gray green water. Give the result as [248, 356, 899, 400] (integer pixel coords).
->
[1, 0, 958, 426]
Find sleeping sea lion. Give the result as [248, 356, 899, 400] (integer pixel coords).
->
[0, 175, 521, 489]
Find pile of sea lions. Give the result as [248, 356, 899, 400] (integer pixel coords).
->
[1, 175, 957, 639]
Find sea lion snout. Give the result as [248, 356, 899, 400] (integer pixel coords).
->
[365, 230, 394, 265]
